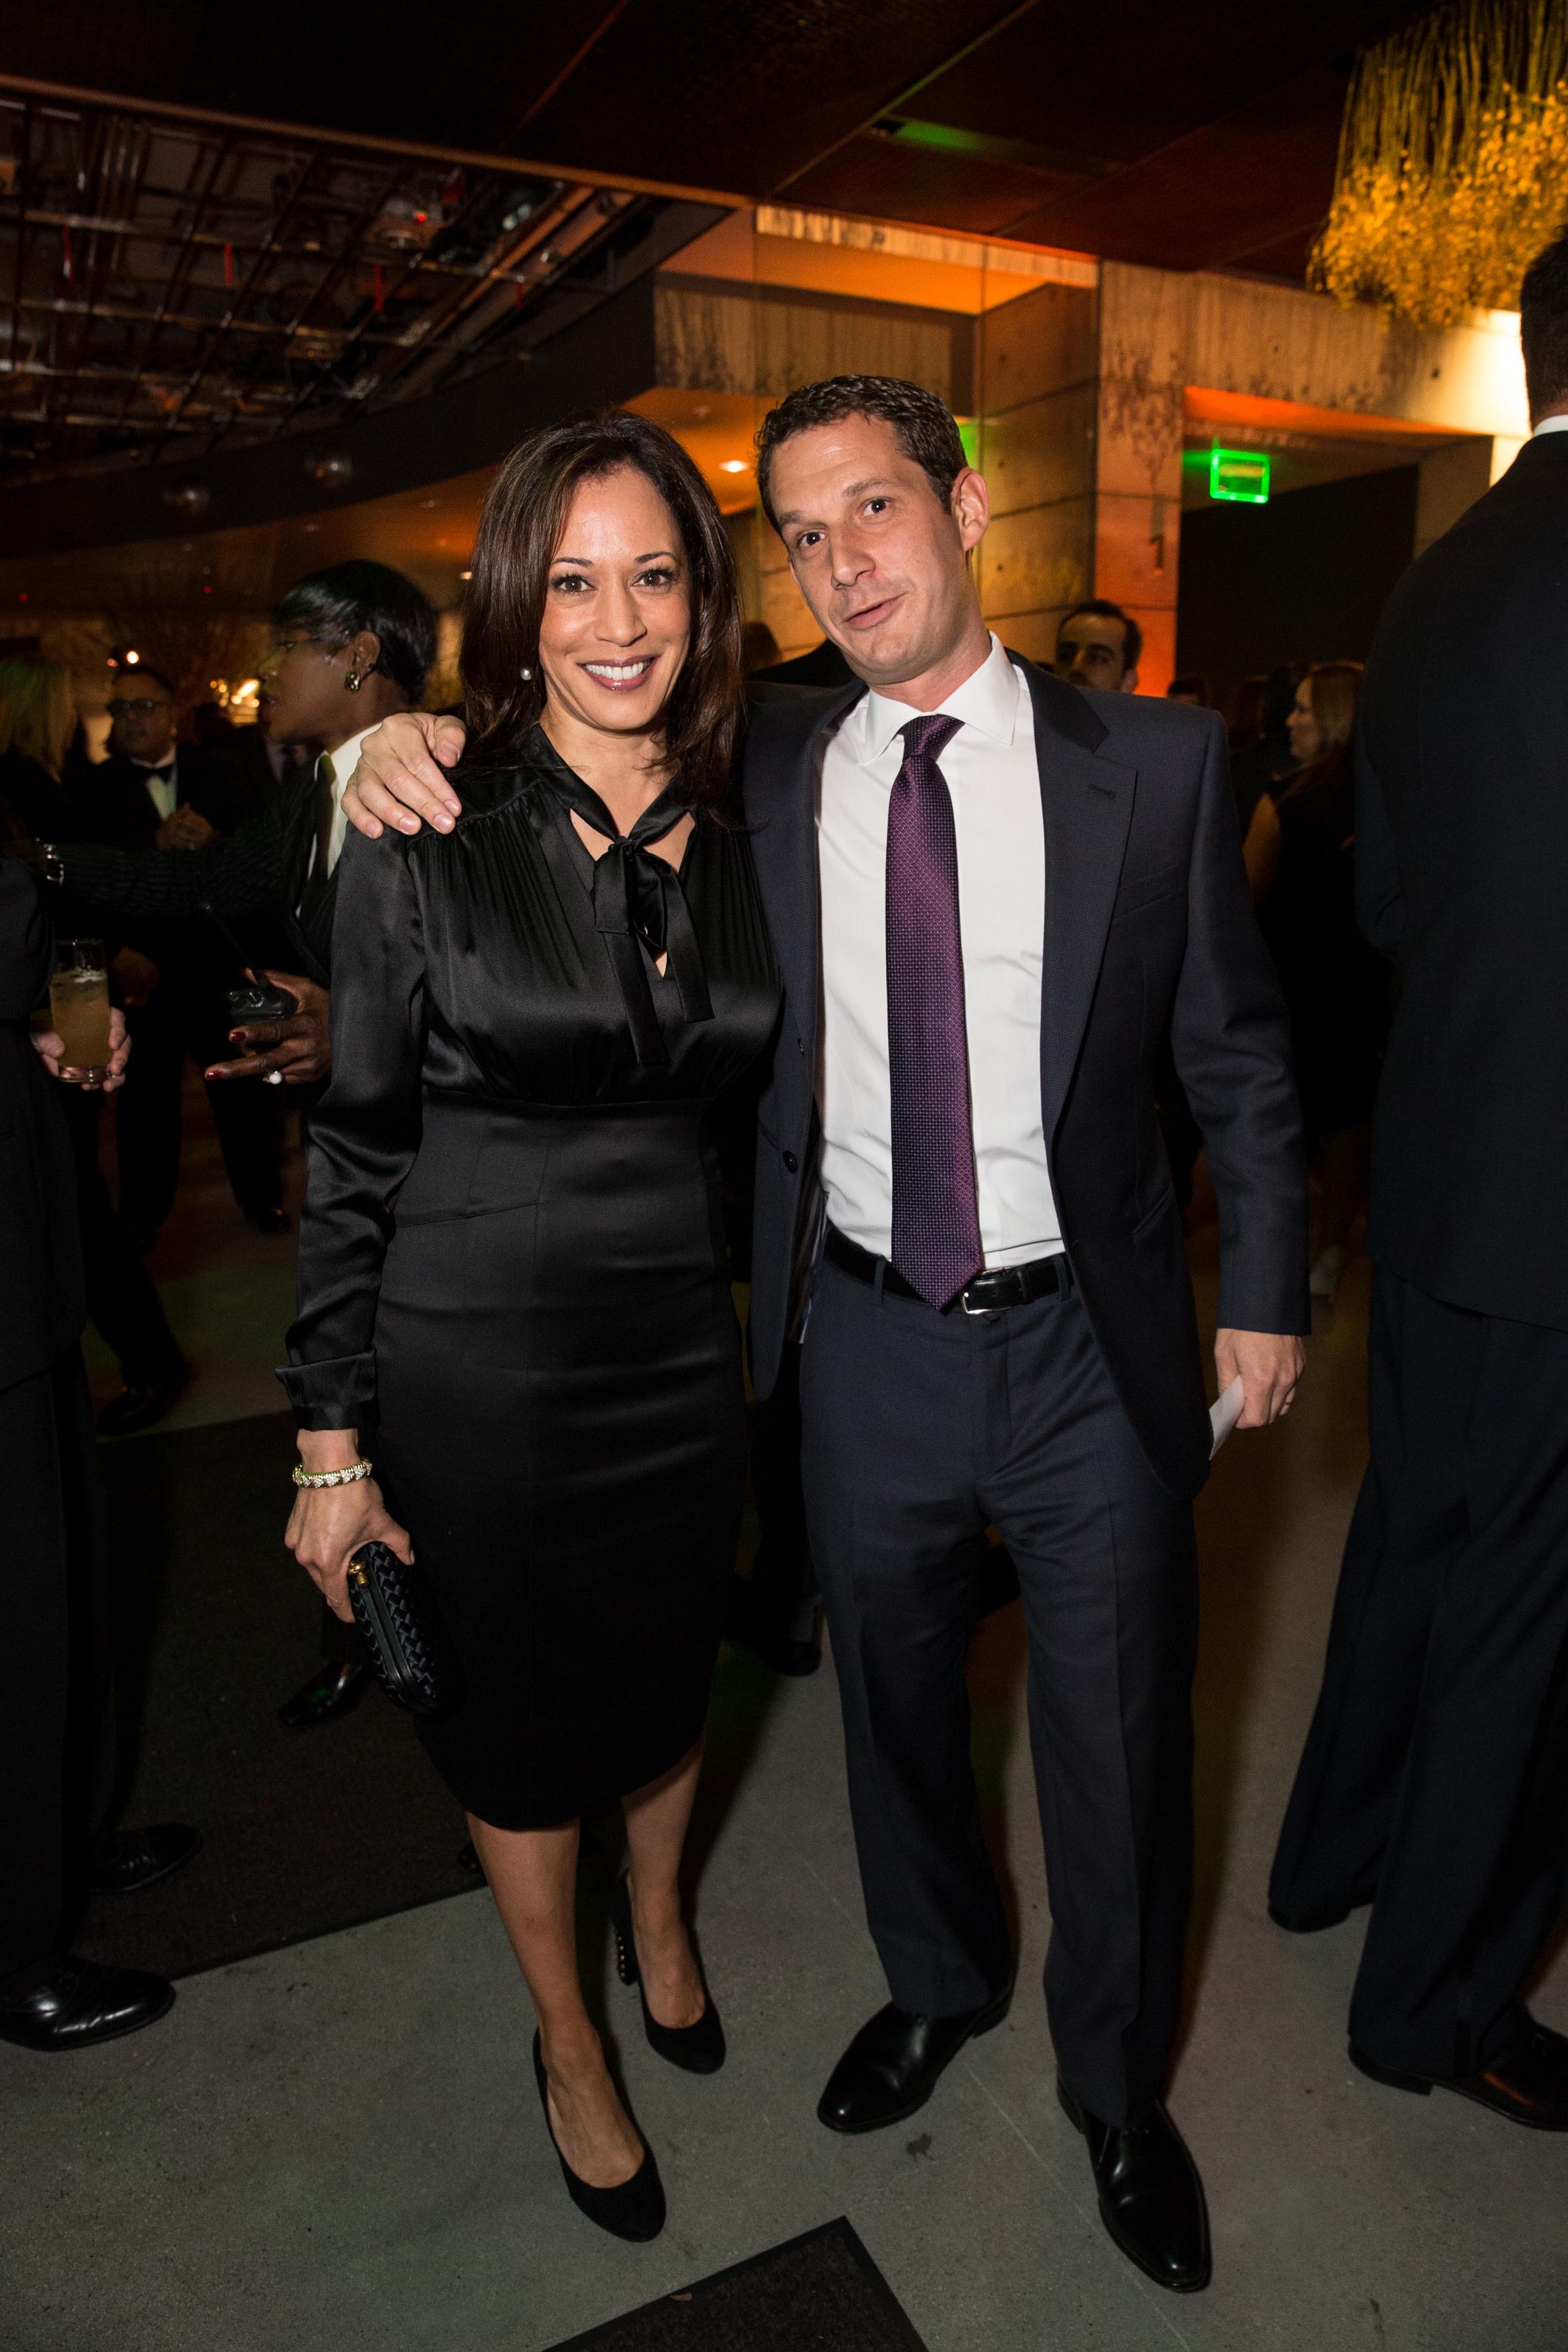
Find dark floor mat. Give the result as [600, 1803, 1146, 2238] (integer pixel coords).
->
[544, 2221, 929, 2351]
[74, 1413, 478, 1978]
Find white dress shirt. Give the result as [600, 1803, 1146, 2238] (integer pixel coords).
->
[302, 723, 376, 902]
[131, 755, 178, 821]
[1531, 413, 1568, 438]
[816, 632, 1064, 1270]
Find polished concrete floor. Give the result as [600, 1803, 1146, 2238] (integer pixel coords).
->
[6, 1122, 1567, 2351]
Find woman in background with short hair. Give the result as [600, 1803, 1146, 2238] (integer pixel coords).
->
[1245, 661, 1388, 1304]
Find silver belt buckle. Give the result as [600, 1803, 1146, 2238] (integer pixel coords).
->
[960, 1281, 996, 1316]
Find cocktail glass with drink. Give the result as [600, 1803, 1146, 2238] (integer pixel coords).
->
[50, 938, 112, 1085]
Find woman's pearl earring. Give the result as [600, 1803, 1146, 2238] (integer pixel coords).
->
[344, 671, 363, 693]
[519, 665, 534, 681]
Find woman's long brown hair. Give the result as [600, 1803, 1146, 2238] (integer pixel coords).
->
[460, 412, 742, 814]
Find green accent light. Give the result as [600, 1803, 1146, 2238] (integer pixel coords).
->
[1209, 448, 1270, 504]
[957, 417, 980, 470]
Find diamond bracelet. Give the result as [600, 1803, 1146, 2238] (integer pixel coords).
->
[292, 1458, 372, 1490]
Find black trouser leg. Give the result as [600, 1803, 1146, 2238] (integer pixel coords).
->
[189, 1000, 286, 1222]
[983, 1326, 1197, 2124]
[61, 1090, 184, 1388]
[318, 1593, 368, 1669]
[114, 996, 186, 1235]
[800, 1261, 1195, 2117]
[747, 1339, 821, 1644]
[0, 1347, 112, 1989]
[800, 1267, 1010, 2019]
[1272, 1267, 1568, 2076]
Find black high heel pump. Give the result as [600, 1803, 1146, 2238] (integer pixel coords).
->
[531, 2033, 665, 2242]
[608, 1871, 727, 2076]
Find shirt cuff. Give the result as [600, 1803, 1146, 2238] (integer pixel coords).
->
[275, 1351, 377, 1429]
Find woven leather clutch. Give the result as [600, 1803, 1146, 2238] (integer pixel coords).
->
[346, 1541, 464, 1716]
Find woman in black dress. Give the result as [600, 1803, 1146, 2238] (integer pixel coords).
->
[282, 417, 779, 2240]
[1244, 660, 1388, 1306]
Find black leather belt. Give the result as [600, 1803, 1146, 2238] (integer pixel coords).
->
[824, 1225, 1071, 1315]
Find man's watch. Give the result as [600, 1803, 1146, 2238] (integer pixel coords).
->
[36, 841, 66, 889]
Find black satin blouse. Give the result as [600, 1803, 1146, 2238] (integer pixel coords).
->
[282, 736, 781, 1426]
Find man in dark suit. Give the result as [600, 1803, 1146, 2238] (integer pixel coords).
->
[0, 860, 197, 2051]
[342, 376, 1307, 2295]
[74, 665, 287, 1245]
[1268, 238, 1568, 2129]
[58, 561, 437, 1733]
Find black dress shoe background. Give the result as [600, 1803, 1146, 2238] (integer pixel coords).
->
[1058, 2081, 1211, 2294]
[95, 1360, 190, 1438]
[278, 1661, 372, 1731]
[87, 1822, 201, 1897]
[818, 1991, 1010, 2134]
[1351, 2018, 1568, 2129]
[724, 1576, 821, 1676]
[0, 1953, 174, 2051]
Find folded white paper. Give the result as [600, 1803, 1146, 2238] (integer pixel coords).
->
[1209, 1374, 1245, 1459]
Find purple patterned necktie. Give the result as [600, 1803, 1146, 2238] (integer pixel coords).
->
[886, 712, 983, 1309]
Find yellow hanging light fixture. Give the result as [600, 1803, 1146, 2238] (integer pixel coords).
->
[1312, 0, 1568, 330]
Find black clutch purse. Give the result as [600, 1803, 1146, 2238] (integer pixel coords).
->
[346, 1541, 463, 1716]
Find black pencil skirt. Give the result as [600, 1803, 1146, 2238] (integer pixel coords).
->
[370, 1098, 746, 1829]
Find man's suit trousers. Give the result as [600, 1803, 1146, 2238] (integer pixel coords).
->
[799, 1256, 1198, 2125]
[117, 989, 284, 1234]
[1271, 1266, 1568, 2077]
[0, 1345, 114, 1987]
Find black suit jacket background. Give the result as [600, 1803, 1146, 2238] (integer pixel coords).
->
[743, 657, 1308, 1499]
[1356, 431, 1568, 1332]
[0, 862, 84, 1388]
[60, 759, 336, 991]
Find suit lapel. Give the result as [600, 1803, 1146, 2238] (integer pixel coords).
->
[1017, 659, 1137, 1142]
[743, 683, 863, 1063]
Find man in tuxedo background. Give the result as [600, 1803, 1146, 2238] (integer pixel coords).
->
[74, 665, 287, 1246]
[1268, 235, 1568, 2129]
[342, 376, 1307, 2295]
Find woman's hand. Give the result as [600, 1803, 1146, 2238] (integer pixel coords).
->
[285, 1443, 414, 1622]
[206, 973, 331, 1086]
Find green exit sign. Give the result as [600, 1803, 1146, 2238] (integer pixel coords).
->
[1209, 448, 1270, 504]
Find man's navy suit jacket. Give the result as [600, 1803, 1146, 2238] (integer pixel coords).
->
[742, 655, 1309, 1501]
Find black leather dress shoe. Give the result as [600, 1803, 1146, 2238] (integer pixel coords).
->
[1058, 2081, 1211, 2293]
[87, 1822, 201, 1896]
[745, 1624, 821, 1676]
[0, 1953, 174, 2051]
[818, 1991, 1010, 2133]
[96, 1362, 190, 1437]
[278, 1661, 372, 1730]
[1351, 2018, 1568, 2129]
[246, 1208, 292, 1236]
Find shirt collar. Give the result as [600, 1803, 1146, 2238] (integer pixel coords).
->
[318, 723, 375, 796]
[1532, 414, 1568, 438]
[852, 632, 1020, 766]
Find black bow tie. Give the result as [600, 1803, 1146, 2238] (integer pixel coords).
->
[137, 761, 176, 781]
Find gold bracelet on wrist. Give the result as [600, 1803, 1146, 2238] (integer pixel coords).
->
[292, 1457, 372, 1490]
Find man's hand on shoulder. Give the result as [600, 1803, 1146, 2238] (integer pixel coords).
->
[1215, 1328, 1304, 1429]
[343, 711, 467, 841]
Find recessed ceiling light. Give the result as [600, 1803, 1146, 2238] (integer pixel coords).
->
[719, 459, 749, 474]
